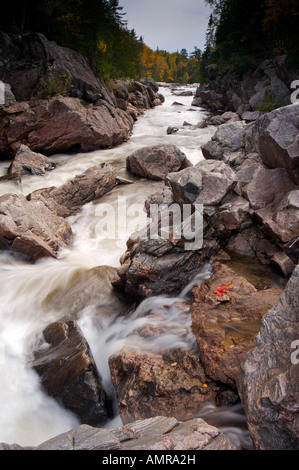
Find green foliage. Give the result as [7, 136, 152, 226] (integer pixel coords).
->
[37, 73, 73, 99]
[257, 91, 289, 113]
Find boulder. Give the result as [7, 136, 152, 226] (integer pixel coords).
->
[0, 95, 134, 157]
[31, 320, 110, 426]
[126, 144, 192, 181]
[8, 144, 56, 176]
[27, 164, 117, 218]
[190, 262, 282, 388]
[21, 416, 236, 450]
[166, 160, 238, 208]
[254, 103, 299, 184]
[238, 264, 299, 450]
[109, 347, 218, 424]
[201, 121, 247, 163]
[0, 193, 72, 261]
[0, 31, 112, 104]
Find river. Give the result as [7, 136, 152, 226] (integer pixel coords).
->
[0, 85, 256, 449]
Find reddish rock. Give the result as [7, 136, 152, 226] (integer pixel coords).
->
[0, 193, 73, 261]
[126, 144, 191, 181]
[8, 144, 56, 176]
[238, 264, 299, 450]
[0, 96, 134, 157]
[27, 164, 117, 217]
[190, 262, 282, 388]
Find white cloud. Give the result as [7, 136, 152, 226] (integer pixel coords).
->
[120, 0, 212, 53]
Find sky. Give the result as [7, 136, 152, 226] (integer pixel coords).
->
[119, 0, 212, 55]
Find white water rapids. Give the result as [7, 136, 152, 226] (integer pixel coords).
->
[0, 86, 252, 449]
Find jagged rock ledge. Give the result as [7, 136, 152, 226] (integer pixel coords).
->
[0, 416, 237, 450]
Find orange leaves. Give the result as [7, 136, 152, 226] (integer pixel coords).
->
[213, 282, 234, 297]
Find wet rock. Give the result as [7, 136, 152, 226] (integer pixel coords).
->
[27, 164, 116, 218]
[190, 262, 282, 388]
[0, 193, 72, 261]
[238, 264, 299, 450]
[8, 144, 56, 176]
[109, 347, 218, 425]
[126, 144, 192, 181]
[31, 320, 110, 426]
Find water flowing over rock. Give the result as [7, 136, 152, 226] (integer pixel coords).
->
[126, 144, 192, 181]
[1, 416, 236, 450]
[31, 320, 110, 426]
[252, 103, 299, 184]
[238, 265, 299, 450]
[27, 163, 117, 218]
[0, 193, 73, 261]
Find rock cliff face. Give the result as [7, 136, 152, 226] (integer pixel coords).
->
[192, 56, 298, 115]
[238, 265, 299, 450]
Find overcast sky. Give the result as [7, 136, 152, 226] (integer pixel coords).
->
[120, 0, 212, 54]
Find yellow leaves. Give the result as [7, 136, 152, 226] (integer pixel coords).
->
[97, 40, 107, 53]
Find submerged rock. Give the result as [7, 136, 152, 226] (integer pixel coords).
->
[238, 264, 299, 450]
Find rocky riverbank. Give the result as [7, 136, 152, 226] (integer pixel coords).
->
[0, 34, 298, 450]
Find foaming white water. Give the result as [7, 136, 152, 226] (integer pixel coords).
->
[0, 85, 219, 447]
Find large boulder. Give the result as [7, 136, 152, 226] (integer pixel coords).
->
[11, 416, 236, 450]
[109, 347, 218, 425]
[31, 320, 110, 426]
[126, 144, 192, 181]
[27, 164, 117, 218]
[8, 144, 56, 176]
[0, 193, 73, 261]
[253, 103, 299, 184]
[0, 95, 134, 157]
[238, 264, 299, 450]
[166, 160, 238, 208]
[190, 262, 282, 389]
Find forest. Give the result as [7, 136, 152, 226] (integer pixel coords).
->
[0, 0, 298, 83]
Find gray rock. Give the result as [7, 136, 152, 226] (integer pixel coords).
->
[31, 320, 109, 426]
[254, 103, 299, 183]
[238, 264, 299, 450]
[27, 163, 117, 218]
[8, 144, 56, 176]
[126, 144, 192, 181]
[0, 193, 73, 261]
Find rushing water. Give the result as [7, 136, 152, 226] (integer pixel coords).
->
[0, 85, 255, 448]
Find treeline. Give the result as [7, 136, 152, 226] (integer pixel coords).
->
[0, 0, 201, 83]
[201, 0, 299, 79]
